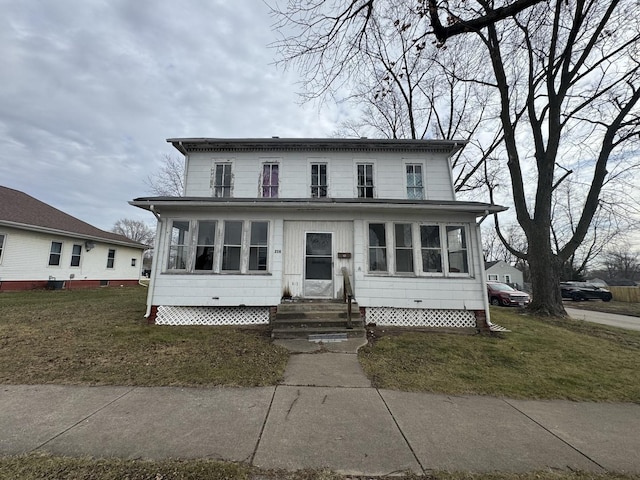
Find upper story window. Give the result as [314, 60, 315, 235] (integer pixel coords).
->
[213, 162, 233, 197]
[357, 163, 375, 198]
[261, 163, 279, 198]
[107, 249, 116, 269]
[311, 163, 328, 198]
[70, 244, 82, 267]
[0, 234, 5, 264]
[49, 241, 62, 266]
[406, 164, 424, 199]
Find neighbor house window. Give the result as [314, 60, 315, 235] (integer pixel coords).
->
[70, 244, 82, 267]
[107, 249, 116, 269]
[261, 163, 279, 198]
[394, 224, 414, 273]
[0, 234, 5, 263]
[195, 220, 216, 271]
[168, 220, 190, 270]
[488, 274, 498, 281]
[368, 223, 387, 272]
[213, 163, 232, 197]
[406, 164, 424, 199]
[446, 226, 468, 273]
[420, 225, 442, 273]
[131, 258, 137, 267]
[249, 221, 269, 271]
[357, 163, 374, 198]
[311, 163, 328, 198]
[222, 221, 243, 271]
[49, 242, 62, 266]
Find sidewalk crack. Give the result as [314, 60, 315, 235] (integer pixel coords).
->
[249, 386, 278, 465]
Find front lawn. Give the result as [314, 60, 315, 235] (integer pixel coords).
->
[0, 287, 289, 387]
[359, 307, 640, 402]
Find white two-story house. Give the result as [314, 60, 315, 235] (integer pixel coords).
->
[131, 138, 506, 329]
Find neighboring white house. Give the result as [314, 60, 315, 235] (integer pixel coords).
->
[0, 186, 146, 291]
[131, 138, 507, 329]
[485, 260, 525, 290]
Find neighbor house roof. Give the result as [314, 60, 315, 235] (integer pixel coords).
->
[0, 186, 146, 249]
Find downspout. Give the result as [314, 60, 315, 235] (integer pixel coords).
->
[144, 204, 161, 318]
[476, 216, 493, 329]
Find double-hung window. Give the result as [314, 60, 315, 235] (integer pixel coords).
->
[222, 221, 243, 271]
[261, 163, 279, 198]
[168, 221, 190, 270]
[0, 234, 5, 264]
[394, 224, 414, 273]
[357, 163, 374, 198]
[213, 163, 233, 197]
[249, 222, 269, 271]
[446, 226, 468, 274]
[194, 221, 216, 271]
[107, 249, 116, 269]
[368, 223, 387, 272]
[420, 225, 443, 273]
[406, 164, 424, 199]
[70, 244, 82, 267]
[310, 163, 328, 198]
[49, 242, 62, 266]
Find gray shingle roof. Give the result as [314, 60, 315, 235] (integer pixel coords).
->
[0, 185, 145, 248]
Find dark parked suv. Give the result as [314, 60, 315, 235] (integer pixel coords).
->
[487, 281, 531, 307]
[560, 282, 613, 302]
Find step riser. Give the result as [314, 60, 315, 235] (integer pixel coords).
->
[275, 312, 354, 320]
[272, 328, 366, 340]
[272, 302, 364, 340]
[273, 321, 360, 329]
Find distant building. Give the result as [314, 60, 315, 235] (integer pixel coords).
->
[485, 260, 524, 289]
[0, 186, 146, 291]
[132, 138, 507, 329]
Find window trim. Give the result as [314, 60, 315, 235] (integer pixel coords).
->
[260, 162, 280, 198]
[405, 162, 425, 200]
[70, 244, 82, 267]
[355, 162, 376, 198]
[394, 223, 414, 274]
[367, 222, 388, 273]
[309, 160, 329, 198]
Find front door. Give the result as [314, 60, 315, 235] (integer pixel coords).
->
[304, 232, 333, 297]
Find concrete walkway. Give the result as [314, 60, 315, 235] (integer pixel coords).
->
[565, 306, 640, 331]
[2, 352, 640, 476]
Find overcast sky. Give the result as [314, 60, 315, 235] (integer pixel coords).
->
[0, 1, 347, 231]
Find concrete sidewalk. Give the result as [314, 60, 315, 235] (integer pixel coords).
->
[2, 352, 639, 476]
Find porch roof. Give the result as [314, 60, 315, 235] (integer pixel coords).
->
[130, 196, 507, 217]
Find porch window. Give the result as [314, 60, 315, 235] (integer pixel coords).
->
[311, 163, 328, 198]
[48, 242, 62, 266]
[0, 234, 4, 263]
[222, 221, 243, 271]
[368, 223, 387, 272]
[168, 220, 190, 270]
[107, 249, 116, 269]
[446, 226, 469, 274]
[249, 221, 269, 271]
[195, 221, 216, 271]
[406, 164, 424, 199]
[394, 223, 414, 273]
[213, 163, 233, 197]
[420, 225, 442, 273]
[357, 163, 374, 198]
[70, 244, 82, 267]
[261, 163, 279, 198]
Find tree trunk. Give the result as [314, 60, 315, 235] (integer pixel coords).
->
[527, 227, 567, 316]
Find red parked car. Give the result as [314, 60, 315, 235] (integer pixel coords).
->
[487, 281, 531, 307]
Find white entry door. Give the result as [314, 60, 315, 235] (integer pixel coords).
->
[304, 232, 333, 297]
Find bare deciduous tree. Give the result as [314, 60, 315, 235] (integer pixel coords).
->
[145, 154, 184, 196]
[112, 218, 154, 245]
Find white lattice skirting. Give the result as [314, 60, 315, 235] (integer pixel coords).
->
[366, 307, 476, 328]
[155, 306, 270, 326]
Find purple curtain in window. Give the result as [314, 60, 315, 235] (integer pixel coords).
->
[262, 164, 279, 198]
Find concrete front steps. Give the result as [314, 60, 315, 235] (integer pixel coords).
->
[271, 300, 366, 340]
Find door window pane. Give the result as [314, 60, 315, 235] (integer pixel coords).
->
[249, 221, 269, 271]
[195, 221, 216, 271]
[394, 224, 414, 273]
[222, 221, 242, 271]
[305, 233, 332, 280]
[368, 223, 387, 272]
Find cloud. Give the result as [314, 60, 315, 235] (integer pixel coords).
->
[0, 1, 341, 230]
